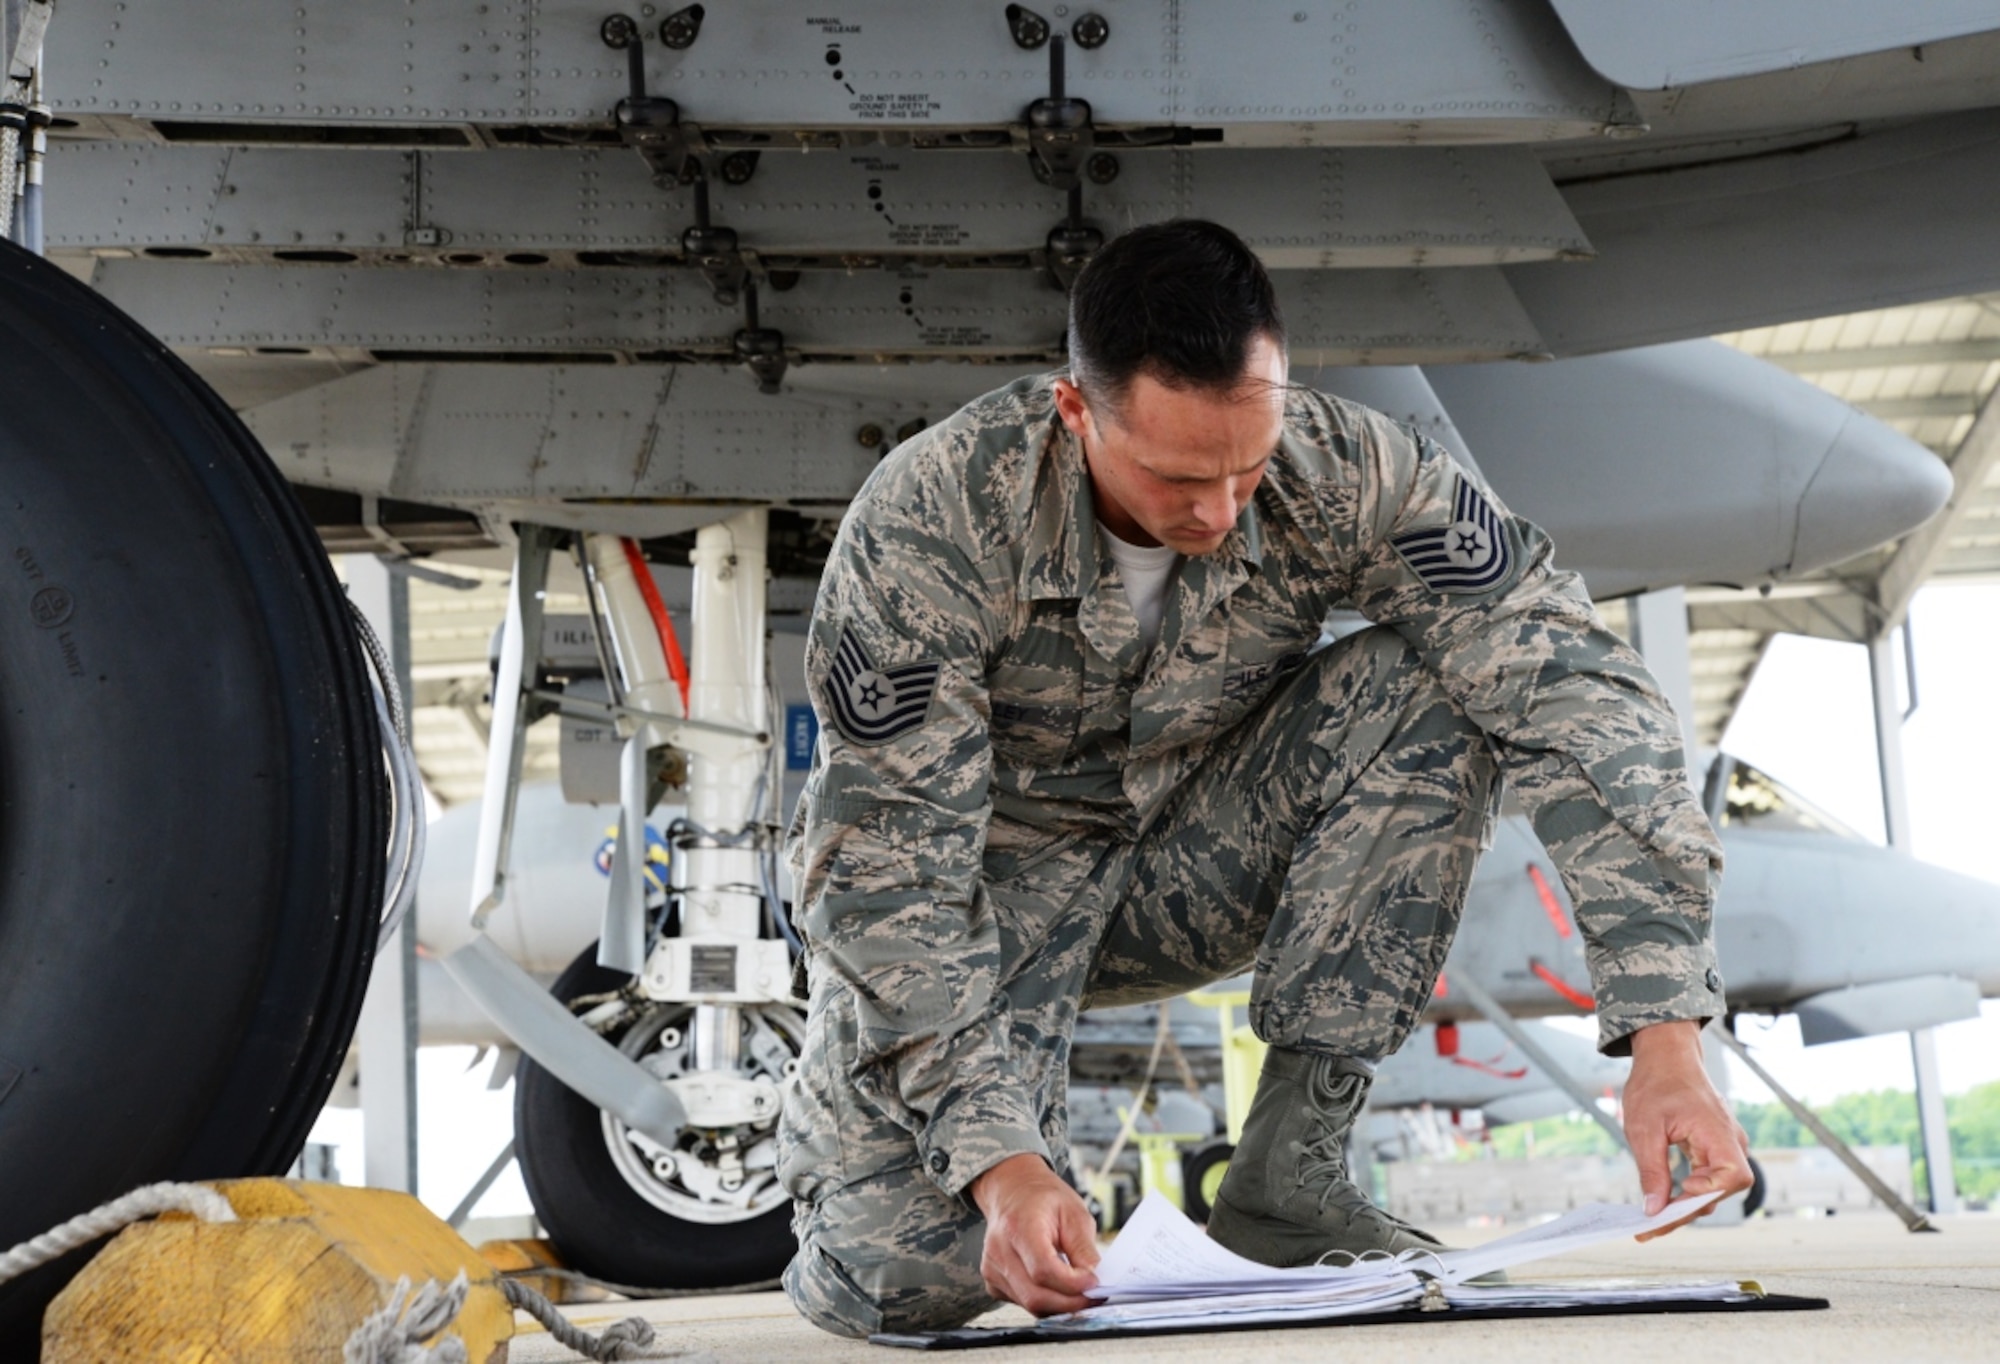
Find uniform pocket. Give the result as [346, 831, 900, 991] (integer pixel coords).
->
[987, 605, 1085, 766]
[778, 984, 853, 1204]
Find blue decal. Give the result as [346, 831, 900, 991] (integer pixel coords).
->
[786, 703, 820, 769]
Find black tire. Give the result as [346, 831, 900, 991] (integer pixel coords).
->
[0, 239, 386, 1348]
[1742, 1153, 1767, 1218]
[1181, 1140, 1235, 1224]
[515, 946, 797, 1289]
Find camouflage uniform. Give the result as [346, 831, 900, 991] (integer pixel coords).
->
[778, 374, 1724, 1337]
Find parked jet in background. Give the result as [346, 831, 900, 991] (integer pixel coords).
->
[397, 755, 2000, 1260]
[9, 0, 2000, 1338]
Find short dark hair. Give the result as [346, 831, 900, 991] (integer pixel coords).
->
[1066, 219, 1284, 419]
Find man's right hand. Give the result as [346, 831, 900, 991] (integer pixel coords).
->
[967, 1152, 1101, 1316]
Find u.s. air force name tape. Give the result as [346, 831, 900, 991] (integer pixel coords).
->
[826, 624, 942, 745]
[1390, 475, 1513, 594]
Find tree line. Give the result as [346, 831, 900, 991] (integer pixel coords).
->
[1467, 1080, 2000, 1207]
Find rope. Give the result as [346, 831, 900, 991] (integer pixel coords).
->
[0, 1182, 238, 1286]
[345, 1272, 671, 1363]
[0, 1183, 671, 1363]
[343, 1273, 471, 1364]
[500, 1277, 658, 1360]
[504, 1266, 783, 1300]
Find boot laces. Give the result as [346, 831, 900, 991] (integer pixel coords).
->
[1296, 1067, 1414, 1235]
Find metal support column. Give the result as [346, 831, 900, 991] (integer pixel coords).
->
[1624, 587, 1749, 1219]
[1870, 627, 1958, 1215]
[1626, 586, 1698, 765]
[347, 554, 420, 1194]
[1627, 588, 1734, 1085]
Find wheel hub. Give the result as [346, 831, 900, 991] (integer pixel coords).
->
[599, 1002, 803, 1225]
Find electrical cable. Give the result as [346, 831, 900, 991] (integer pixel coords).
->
[349, 599, 428, 951]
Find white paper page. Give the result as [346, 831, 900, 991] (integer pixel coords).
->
[1087, 1193, 1411, 1302]
[1091, 1193, 1268, 1290]
[1442, 1277, 1750, 1308]
[1430, 1190, 1726, 1284]
[1069, 1274, 1426, 1330]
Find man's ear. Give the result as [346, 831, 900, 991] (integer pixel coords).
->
[1051, 376, 1092, 439]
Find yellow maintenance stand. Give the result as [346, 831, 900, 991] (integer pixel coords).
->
[1178, 989, 1267, 1219]
[39, 1178, 513, 1363]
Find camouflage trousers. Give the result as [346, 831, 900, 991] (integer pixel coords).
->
[779, 627, 1500, 1337]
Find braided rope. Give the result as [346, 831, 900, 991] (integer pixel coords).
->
[344, 1273, 472, 1364]
[504, 1265, 781, 1300]
[0, 1182, 237, 1287]
[500, 1277, 658, 1361]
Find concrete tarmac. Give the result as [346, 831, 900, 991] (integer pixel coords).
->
[508, 1210, 2000, 1362]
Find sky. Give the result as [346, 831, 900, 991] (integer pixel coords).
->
[310, 579, 2000, 1223]
[1704, 580, 2000, 1108]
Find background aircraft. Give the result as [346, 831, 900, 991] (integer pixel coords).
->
[8, 0, 2000, 1340]
[392, 755, 2000, 1254]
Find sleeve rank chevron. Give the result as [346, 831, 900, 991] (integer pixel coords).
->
[1389, 474, 1514, 594]
[823, 623, 943, 746]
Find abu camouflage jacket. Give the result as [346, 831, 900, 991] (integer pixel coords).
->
[789, 373, 1724, 1199]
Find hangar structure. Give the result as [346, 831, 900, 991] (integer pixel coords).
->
[8, 0, 2000, 1348]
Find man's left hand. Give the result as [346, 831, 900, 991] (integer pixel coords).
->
[1620, 1019, 1753, 1240]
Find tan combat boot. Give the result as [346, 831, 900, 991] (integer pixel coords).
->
[1205, 1047, 1447, 1267]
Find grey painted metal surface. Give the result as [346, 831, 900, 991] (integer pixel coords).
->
[1708, 830, 2000, 1005]
[42, 142, 1591, 268]
[1791, 976, 1983, 1048]
[1548, 0, 2000, 90]
[238, 363, 883, 540]
[1608, 28, 2000, 141]
[1507, 112, 2000, 354]
[1426, 341, 1952, 597]
[236, 337, 1951, 595]
[441, 936, 687, 1146]
[42, 0, 1625, 145]
[88, 257, 1549, 363]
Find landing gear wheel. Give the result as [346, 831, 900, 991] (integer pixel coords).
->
[1742, 1154, 1767, 1218]
[0, 240, 386, 1347]
[1181, 1140, 1235, 1224]
[515, 945, 803, 1289]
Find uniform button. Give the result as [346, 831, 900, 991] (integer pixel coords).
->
[928, 1149, 950, 1175]
[1705, 967, 1723, 993]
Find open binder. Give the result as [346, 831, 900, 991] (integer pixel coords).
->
[872, 1191, 1829, 1349]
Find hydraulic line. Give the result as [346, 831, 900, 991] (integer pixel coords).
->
[620, 536, 691, 714]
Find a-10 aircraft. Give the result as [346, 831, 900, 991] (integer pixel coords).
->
[6, 0, 2000, 1341]
[396, 748, 2000, 1281]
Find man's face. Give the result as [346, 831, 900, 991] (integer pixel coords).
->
[1052, 333, 1288, 556]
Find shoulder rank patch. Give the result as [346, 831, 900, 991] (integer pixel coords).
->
[1390, 475, 1512, 594]
[825, 625, 941, 746]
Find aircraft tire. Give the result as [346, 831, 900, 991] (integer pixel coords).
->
[515, 947, 798, 1290]
[1181, 1140, 1235, 1224]
[1742, 1153, 1767, 1218]
[0, 240, 386, 1348]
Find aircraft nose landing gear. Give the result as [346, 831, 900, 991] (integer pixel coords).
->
[451, 505, 804, 1291]
[515, 947, 803, 1288]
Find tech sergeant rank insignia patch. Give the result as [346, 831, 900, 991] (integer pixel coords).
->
[1390, 474, 1513, 594]
[824, 624, 942, 745]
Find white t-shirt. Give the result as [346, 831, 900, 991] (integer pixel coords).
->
[1098, 521, 1182, 653]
